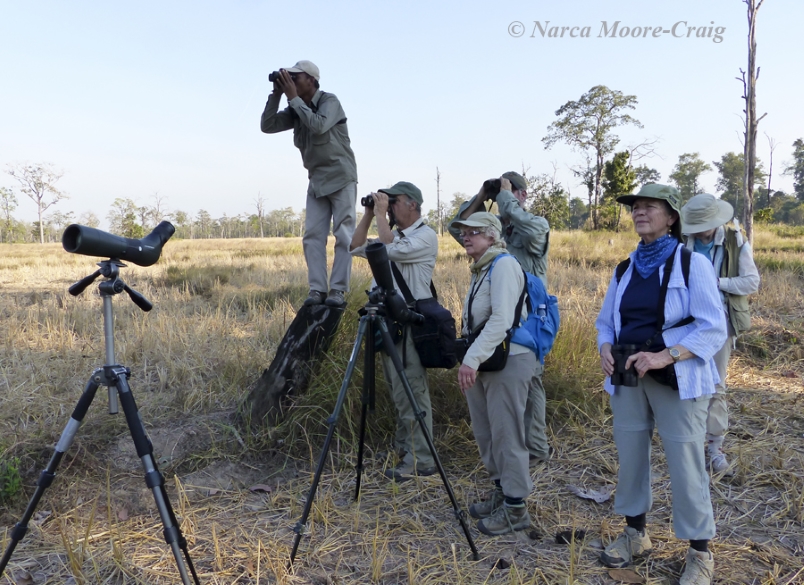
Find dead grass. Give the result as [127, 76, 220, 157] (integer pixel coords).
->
[0, 229, 802, 584]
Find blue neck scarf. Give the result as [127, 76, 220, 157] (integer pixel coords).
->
[693, 237, 715, 261]
[633, 234, 678, 279]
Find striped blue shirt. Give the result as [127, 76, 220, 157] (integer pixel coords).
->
[596, 245, 728, 400]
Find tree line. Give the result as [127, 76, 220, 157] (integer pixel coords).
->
[3, 87, 804, 244]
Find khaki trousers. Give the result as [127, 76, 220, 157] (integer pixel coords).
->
[610, 375, 715, 540]
[707, 326, 735, 437]
[524, 362, 550, 459]
[303, 182, 356, 293]
[380, 329, 434, 468]
[465, 352, 536, 500]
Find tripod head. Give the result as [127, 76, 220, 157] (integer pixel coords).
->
[68, 260, 153, 311]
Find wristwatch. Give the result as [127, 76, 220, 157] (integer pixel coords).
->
[668, 347, 681, 363]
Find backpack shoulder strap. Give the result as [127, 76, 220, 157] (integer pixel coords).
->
[680, 245, 691, 288]
[615, 258, 631, 283]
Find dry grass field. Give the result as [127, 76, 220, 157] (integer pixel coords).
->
[0, 228, 802, 585]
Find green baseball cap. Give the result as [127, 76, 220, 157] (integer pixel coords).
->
[379, 181, 423, 205]
[502, 171, 527, 192]
[617, 183, 682, 215]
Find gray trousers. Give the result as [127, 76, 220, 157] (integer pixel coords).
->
[707, 327, 735, 437]
[303, 182, 356, 293]
[610, 375, 715, 540]
[380, 328, 434, 468]
[465, 352, 536, 500]
[524, 361, 550, 459]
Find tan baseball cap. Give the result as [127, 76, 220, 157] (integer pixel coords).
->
[451, 211, 502, 232]
[285, 60, 320, 80]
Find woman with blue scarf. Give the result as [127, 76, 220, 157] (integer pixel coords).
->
[595, 184, 727, 585]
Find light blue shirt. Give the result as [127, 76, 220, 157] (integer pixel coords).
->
[595, 245, 728, 400]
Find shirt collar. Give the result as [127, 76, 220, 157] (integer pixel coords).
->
[397, 217, 424, 237]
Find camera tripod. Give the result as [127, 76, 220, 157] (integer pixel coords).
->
[0, 260, 201, 585]
[289, 288, 479, 563]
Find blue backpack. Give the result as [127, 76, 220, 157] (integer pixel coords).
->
[487, 255, 560, 364]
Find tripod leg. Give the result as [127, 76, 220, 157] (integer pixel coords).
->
[354, 315, 376, 501]
[290, 315, 369, 564]
[377, 319, 479, 560]
[111, 368, 201, 585]
[0, 376, 101, 579]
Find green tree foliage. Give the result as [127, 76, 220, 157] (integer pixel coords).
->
[713, 152, 766, 220]
[108, 198, 144, 238]
[78, 211, 101, 228]
[783, 138, 804, 201]
[542, 85, 642, 230]
[526, 174, 570, 230]
[569, 198, 589, 229]
[600, 151, 637, 231]
[0, 187, 17, 243]
[670, 153, 712, 202]
[5, 162, 68, 244]
[633, 165, 661, 188]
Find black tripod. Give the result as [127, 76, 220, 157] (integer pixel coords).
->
[0, 260, 201, 585]
[289, 287, 479, 563]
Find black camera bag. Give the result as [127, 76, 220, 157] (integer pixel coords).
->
[391, 264, 458, 369]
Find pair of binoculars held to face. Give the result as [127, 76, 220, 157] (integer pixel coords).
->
[610, 344, 639, 387]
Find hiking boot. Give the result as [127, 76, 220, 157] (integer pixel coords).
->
[529, 446, 554, 468]
[303, 290, 326, 306]
[384, 461, 435, 482]
[600, 526, 653, 568]
[469, 488, 504, 519]
[710, 452, 733, 476]
[707, 435, 734, 476]
[477, 503, 531, 536]
[324, 289, 347, 308]
[679, 548, 714, 585]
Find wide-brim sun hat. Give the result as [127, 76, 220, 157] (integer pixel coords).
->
[681, 193, 734, 234]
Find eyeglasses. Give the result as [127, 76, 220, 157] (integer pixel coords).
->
[460, 229, 483, 238]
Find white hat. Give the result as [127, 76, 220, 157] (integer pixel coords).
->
[681, 194, 734, 234]
[285, 60, 320, 81]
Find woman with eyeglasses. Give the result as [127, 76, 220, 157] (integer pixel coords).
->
[449, 189, 535, 536]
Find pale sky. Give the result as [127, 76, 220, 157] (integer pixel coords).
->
[1, 0, 801, 228]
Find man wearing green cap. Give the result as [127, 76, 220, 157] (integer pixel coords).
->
[261, 60, 357, 309]
[449, 173, 552, 467]
[351, 182, 439, 480]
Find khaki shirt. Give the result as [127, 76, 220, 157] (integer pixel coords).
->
[461, 254, 529, 371]
[448, 190, 550, 285]
[351, 218, 438, 301]
[261, 90, 357, 197]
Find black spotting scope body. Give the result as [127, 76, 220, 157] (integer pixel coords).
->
[62, 221, 175, 267]
[365, 242, 424, 325]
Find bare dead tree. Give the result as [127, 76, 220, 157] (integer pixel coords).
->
[765, 132, 777, 208]
[625, 137, 662, 164]
[435, 167, 442, 235]
[255, 192, 265, 238]
[738, 0, 767, 244]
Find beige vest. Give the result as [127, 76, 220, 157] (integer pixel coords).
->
[720, 227, 751, 333]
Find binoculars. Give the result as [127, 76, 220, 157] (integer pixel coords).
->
[610, 344, 639, 387]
